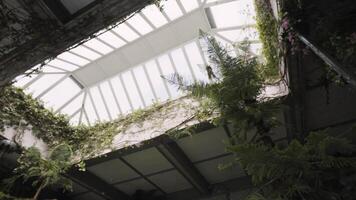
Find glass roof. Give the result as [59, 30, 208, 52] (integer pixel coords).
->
[13, 0, 259, 125]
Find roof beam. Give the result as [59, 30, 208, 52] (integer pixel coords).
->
[156, 138, 211, 195]
[119, 157, 167, 195]
[66, 169, 131, 200]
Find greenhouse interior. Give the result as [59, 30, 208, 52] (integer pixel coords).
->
[1, 0, 356, 199]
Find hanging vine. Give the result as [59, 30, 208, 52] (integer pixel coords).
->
[0, 85, 195, 199]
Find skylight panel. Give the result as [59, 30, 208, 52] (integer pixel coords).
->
[89, 87, 111, 121]
[83, 38, 114, 54]
[112, 23, 139, 42]
[121, 71, 144, 109]
[170, 49, 194, 82]
[57, 52, 90, 66]
[84, 96, 99, 124]
[206, 0, 219, 4]
[26, 74, 66, 98]
[144, 60, 170, 101]
[97, 31, 127, 48]
[127, 14, 153, 35]
[110, 77, 132, 114]
[162, 0, 184, 20]
[47, 59, 79, 71]
[157, 55, 181, 98]
[41, 77, 81, 111]
[41, 65, 66, 73]
[99, 81, 121, 119]
[70, 45, 102, 61]
[59, 92, 84, 116]
[13, 74, 39, 88]
[214, 35, 237, 57]
[218, 27, 259, 42]
[180, 0, 199, 12]
[132, 66, 156, 106]
[184, 42, 209, 82]
[209, 0, 256, 28]
[141, 5, 168, 28]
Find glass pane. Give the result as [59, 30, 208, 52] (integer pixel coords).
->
[70, 45, 102, 61]
[84, 95, 98, 124]
[41, 77, 81, 111]
[60, 92, 84, 116]
[218, 27, 259, 42]
[110, 77, 132, 114]
[47, 59, 79, 71]
[121, 71, 144, 109]
[163, 0, 183, 20]
[90, 87, 110, 121]
[99, 81, 121, 119]
[41, 65, 66, 73]
[13, 74, 39, 88]
[170, 48, 194, 82]
[141, 5, 168, 28]
[162, 0, 183, 20]
[145, 60, 169, 101]
[184, 42, 209, 82]
[112, 23, 139, 42]
[210, 0, 256, 28]
[83, 38, 114, 54]
[127, 14, 153, 35]
[157, 55, 181, 98]
[132, 66, 156, 106]
[180, 0, 199, 12]
[26, 74, 66, 98]
[97, 31, 126, 48]
[57, 51, 90, 66]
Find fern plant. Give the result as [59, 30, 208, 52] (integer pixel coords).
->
[171, 32, 356, 200]
[169, 31, 280, 145]
[234, 132, 356, 200]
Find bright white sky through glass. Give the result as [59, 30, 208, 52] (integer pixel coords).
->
[210, 0, 256, 28]
[13, 0, 261, 125]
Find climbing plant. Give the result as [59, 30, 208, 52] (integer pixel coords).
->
[0, 85, 187, 199]
[253, 0, 280, 81]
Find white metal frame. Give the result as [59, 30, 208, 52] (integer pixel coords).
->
[21, 0, 261, 124]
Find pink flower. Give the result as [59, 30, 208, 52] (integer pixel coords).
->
[281, 19, 290, 30]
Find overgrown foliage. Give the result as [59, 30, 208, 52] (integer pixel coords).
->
[253, 0, 280, 81]
[2, 145, 73, 200]
[173, 33, 356, 199]
[235, 132, 356, 200]
[0, 85, 177, 198]
[324, 33, 356, 69]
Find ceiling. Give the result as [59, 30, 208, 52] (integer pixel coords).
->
[13, 0, 260, 126]
[66, 125, 286, 200]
